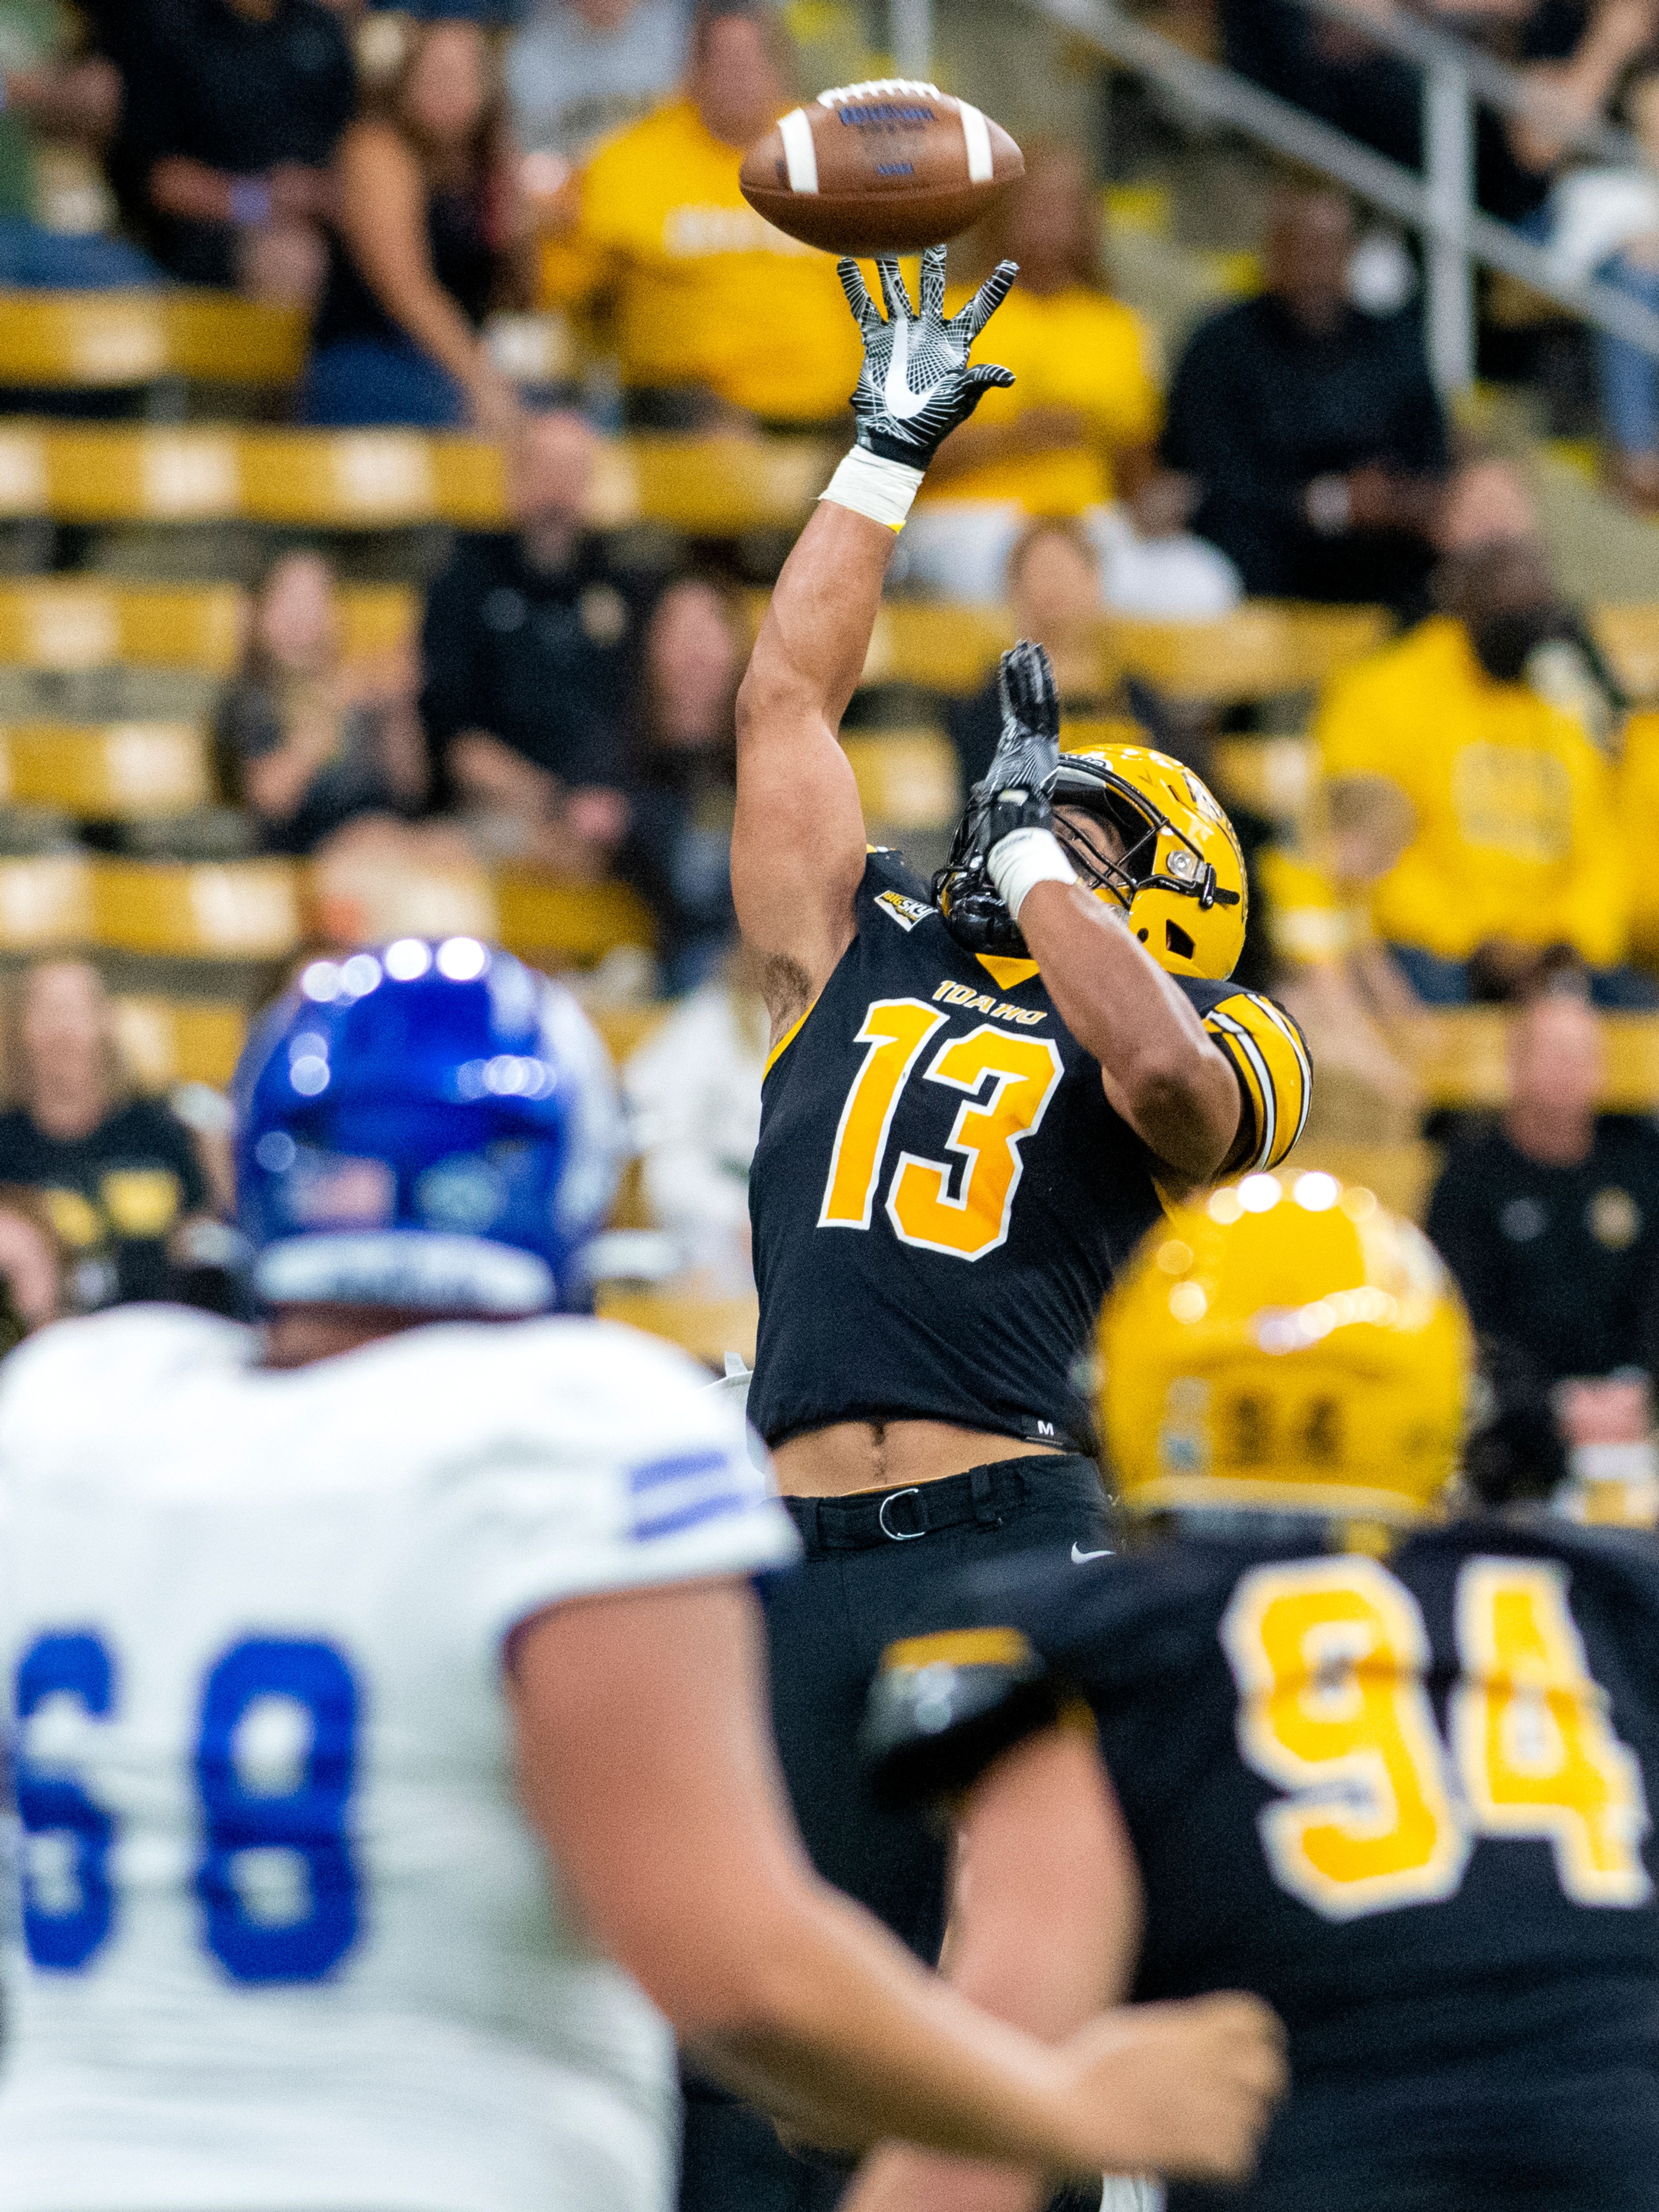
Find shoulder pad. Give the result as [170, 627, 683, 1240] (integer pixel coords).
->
[859, 1626, 1062, 1812]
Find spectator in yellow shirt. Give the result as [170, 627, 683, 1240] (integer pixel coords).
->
[896, 145, 1240, 615]
[1314, 534, 1652, 1006]
[540, 0, 861, 428]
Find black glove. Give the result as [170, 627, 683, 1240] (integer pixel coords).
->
[979, 638, 1061, 807]
[838, 244, 1018, 469]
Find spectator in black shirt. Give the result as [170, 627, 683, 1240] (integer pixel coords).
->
[421, 405, 643, 876]
[1154, 183, 1449, 611]
[216, 550, 429, 856]
[111, 0, 354, 303]
[1427, 984, 1659, 1399]
[302, 15, 521, 432]
[0, 962, 213, 1311]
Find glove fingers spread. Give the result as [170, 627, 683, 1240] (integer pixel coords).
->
[956, 258, 1020, 340]
[876, 257, 914, 325]
[838, 257, 880, 332]
[918, 242, 948, 321]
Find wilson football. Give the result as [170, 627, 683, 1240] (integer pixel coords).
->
[740, 81, 1023, 255]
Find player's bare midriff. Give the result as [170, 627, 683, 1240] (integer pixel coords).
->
[771, 1418, 1062, 1497]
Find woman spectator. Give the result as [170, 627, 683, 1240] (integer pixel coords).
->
[300, 16, 524, 432]
[0, 961, 214, 1311]
[215, 549, 428, 856]
[895, 144, 1239, 615]
[620, 574, 741, 994]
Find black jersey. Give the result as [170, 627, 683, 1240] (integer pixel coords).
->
[746, 850, 1308, 1450]
[878, 1516, 1659, 2211]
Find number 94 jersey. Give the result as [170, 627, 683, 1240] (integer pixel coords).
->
[747, 849, 1309, 1451]
[888, 1518, 1659, 2212]
[0, 1305, 797, 2212]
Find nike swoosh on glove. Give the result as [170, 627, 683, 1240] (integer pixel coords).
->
[839, 243, 1018, 468]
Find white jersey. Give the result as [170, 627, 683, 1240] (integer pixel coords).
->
[0, 1306, 798, 2212]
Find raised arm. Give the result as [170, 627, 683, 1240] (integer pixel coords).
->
[733, 247, 1018, 1041]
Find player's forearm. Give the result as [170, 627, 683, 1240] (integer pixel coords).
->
[1018, 881, 1239, 1180]
[737, 500, 896, 751]
[685, 1875, 1110, 2173]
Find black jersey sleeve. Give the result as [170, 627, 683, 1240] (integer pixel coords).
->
[860, 1626, 1065, 1812]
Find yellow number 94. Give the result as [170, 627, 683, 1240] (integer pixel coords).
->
[1223, 1555, 1652, 1922]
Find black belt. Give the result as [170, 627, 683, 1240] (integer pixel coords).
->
[783, 1453, 1100, 1553]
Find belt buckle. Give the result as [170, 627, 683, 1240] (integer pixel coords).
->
[878, 1486, 926, 1541]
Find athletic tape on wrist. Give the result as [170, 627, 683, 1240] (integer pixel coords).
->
[820, 446, 925, 533]
[987, 825, 1077, 921]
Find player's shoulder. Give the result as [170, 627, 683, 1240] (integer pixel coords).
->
[1404, 1511, 1659, 1618]
[857, 846, 940, 934]
[862, 1539, 1243, 1812]
[0, 1305, 250, 1453]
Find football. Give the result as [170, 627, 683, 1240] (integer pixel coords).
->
[740, 80, 1023, 256]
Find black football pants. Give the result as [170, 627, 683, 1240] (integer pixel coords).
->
[677, 1450, 1110, 2212]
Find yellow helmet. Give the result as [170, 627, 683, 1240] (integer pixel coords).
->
[1051, 744, 1247, 980]
[1099, 1171, 1472, 1527]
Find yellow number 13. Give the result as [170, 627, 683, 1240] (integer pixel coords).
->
[818, 997, 1063, 1262]
[1223, 1555, 1651, 1922]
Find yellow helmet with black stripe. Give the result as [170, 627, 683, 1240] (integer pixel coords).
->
[1099, 1171, 1472, 1526]
[1051, 743, 1247, 980]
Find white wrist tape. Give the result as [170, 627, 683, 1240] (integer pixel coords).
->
[987, 825, 1077, 921]
[820, 445, 925, 533]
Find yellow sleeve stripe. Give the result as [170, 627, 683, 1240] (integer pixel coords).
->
[881, 1627, 1033, 1673]
[1205, 993, 1312, 1170]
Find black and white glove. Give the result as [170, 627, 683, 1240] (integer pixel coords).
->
[820, 244, 1017, 533]
[839, 245, 1018, 467]
[979, 638, 1061, 806]
[966, 642, 1077, 927]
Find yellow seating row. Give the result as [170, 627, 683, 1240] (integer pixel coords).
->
[1399, 1008, 1659, 1112]
[0, 579, 414, 675]
[0, 720, 211, 816]
[0, 424, 833, 533]
[0, 853, 654, 965]
[0, 294, 306, 388]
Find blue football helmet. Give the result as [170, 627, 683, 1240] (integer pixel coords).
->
[235, 938, 624, 1315]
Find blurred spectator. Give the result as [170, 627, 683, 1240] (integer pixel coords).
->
[1224, 0, 1656, 230]
[302, 16, 522, 431]
[0, 5, 152, 286]
[1154, 182, 1449, 610]
[421, 406, 642, 872]
[898, 146, 1239, 615]
[111, 0, 354, 303]
[542, 0, 861, 428]
[509, 0, 687, 191]
[0, 961, 213, 1310]
[1427, 985, 1659, 1403]
[1315, 526, 1649, 1003]
[622, 937, 764, 1289]
[0, 1187, 63, 1343]
[1548, 63, 1659, 510]
[216, 549, 429, 856]
[622, 571, 740, 991]
[945, 519, 1147, 790]
[1618, 692, 1659, 970]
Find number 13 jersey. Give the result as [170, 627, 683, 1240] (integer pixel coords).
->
[747, 849, 1309, 1451]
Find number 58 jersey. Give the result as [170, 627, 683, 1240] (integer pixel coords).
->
[0, 1306, 798, 2212]
[747, 849, 1309, 1451]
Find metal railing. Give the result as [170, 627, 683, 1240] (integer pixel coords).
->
[1009, 0, 1659, 392]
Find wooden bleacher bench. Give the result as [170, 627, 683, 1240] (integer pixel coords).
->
[0, 578, 411, 674]
[0, 293, 307, 388]
[0, 425, 833, 534]
[0, 720, 210, 816]
[92, 859, 304, 960]
[496, 870, 655, 965]
[1396, 1009, 1659, 1112]
[113, 996, 248, 1090]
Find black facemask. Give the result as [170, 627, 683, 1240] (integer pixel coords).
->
[1467, 602, 1576, 684]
